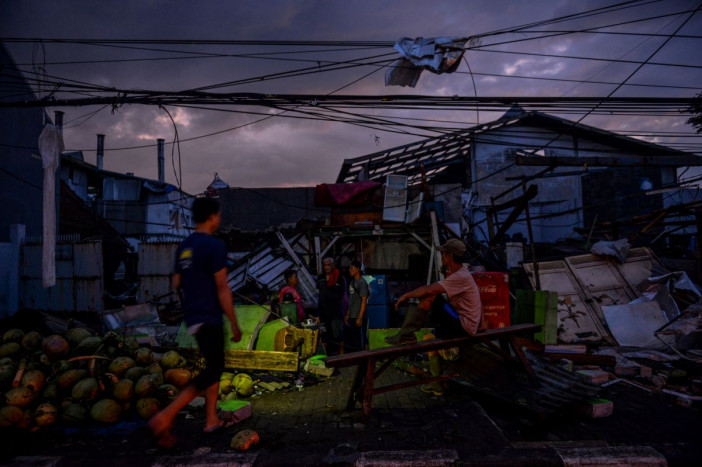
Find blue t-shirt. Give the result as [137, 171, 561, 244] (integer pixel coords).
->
[174, 232, 228, 326]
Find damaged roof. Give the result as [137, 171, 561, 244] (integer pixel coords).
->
[336, 106, 696, 185]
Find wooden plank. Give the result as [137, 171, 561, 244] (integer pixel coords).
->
[327, 323, 541, 368]
[224, 349, 298, 372]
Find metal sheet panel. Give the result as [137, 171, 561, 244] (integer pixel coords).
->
[565, 254, 637, 330]
[76, 278, 104, 312]
[524, 260, 612, 344]
[20, 245, 42, 278]
[73, 242, 103, 277]
[138, 242, 179, 275]
[616, 247, 660, 288]
[21, 278, 75, 312]
[138, 276, 172, 303]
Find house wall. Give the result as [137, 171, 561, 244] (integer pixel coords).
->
[469, 123, 672, 244]
[0, 45, 50, 242]
[145, 191, 193, 237]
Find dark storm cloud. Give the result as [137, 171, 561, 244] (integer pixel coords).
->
[2, 0, 701, 193]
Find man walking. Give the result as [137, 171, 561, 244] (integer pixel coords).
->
[149, 197, 242, 448]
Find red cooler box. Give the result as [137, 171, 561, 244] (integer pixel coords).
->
[471, 272, 510, 329]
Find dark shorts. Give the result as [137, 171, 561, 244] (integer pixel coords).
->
[192, 323, 225, 390]
[431, 296, 470, 339]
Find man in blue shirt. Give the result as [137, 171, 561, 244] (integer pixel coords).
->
[149, 197, 241, 448]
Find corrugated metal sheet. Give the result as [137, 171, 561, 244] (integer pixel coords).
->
[137, 276, 172, 303]
[19, 240, 104, 313]
[138, 242, 178, 275]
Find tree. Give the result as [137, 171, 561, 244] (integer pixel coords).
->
[687, 92, 702, 134]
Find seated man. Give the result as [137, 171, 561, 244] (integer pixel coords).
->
[387, 238, 482, 395]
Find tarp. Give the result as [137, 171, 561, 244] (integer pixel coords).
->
[386, 37, 467, 87]
[314, 181, 381, 207]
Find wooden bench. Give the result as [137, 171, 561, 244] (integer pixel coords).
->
[324, 323, 542, 422]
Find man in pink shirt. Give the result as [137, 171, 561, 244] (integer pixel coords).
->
[387, 238, 482, 395]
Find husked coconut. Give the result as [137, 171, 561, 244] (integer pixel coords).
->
[0, 342, 21, 359]
[0, 405, 30, 429]
[90, 399, 122, 424]
[20, 369, 46, 393]
[72, 377, 99, 400]
[2, 329, 25, 343]
[160, 350, 186, 370]
[135, 374, 158, 397]
[164, 368, 191, 389]
[64, 328, 93, 347]
[21, 331, 43, 351]
[5, 386, 35, 407]
[112, 379, 135, 401]
[34, 402, 58, 428]
[42, 335, 69, 361]
[134, 347, 154, 366]
[135, 397, 160, 419]
[57, 369, 89, 390]
[124, 366, 147, 382]
[72, 336, 103, 356]
[156, 383, 180, 400]
[0, 363, 17, 389]
[61, 402, 88, 425]
[108, 356, 135, 377]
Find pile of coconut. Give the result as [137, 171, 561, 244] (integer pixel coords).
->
[0, 327, 250, 431]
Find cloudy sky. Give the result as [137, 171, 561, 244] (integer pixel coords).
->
[2, 0, 701, 194]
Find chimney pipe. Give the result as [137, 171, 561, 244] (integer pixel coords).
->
[157, 139, 165, 183]
[54, 111, 65, 151]
[96, 134, 105, 170]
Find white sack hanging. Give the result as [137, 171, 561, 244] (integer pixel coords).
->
[38, 123, 63, 288]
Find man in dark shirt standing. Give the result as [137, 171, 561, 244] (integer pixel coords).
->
[149, 197, 242, 448]
[345, 260, 369, 351]
[317, 257, 345, 356]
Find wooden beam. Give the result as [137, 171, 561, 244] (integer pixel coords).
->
[516, 155, 702, 167]
[224, 349, 298, 372]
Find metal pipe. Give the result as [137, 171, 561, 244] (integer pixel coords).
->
[157, 138, 165, 183]
[96, 134, 105, 170]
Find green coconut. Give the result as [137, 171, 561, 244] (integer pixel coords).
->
[108, 356, 135, 377]
[146, 361, 162, 374]
[134, 374, 158, 397]
[112, 379, 135, 401]
[0, 405, 30, 429]
[5, 386, 35, 407]
[20, 369, 46, 393]
[0, 342, 21, 359]
[21, 331, 43, 351]
[72, 377, 99, 401]
[124, 366, 147, 382]
[134, 347, 154, 366]
[61, 402, 88, 425]
[135, 397, 160, 419]
[156, 383, 180, 400]
[90, 399, 122, 424]
[2, 328, 25, 343]
[42, 335, 70, 361]
[0, 357, 13, 366]
[34, 402, 59, 428]
[64, 328, 93, 347]
[123, 337, 139, 352]
[223, 391, 238, 401]
[57, 369, 89, 390]
[72, 336, 103, 356]
[233, 373, 255, 397]
[160, 350, 186, 370]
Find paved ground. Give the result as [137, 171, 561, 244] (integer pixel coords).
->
[3, 364, 702, 466]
